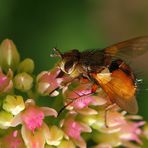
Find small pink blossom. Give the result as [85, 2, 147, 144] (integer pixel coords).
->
[64, 82, 95, 109]
[61, 115, 91, 148]
[63, 81, 107, 116]
[11, 99, 58, 148]
[119, 121, 145, 144]
[91, 110, 145, 147]
[64, 119, 83, 139]
[0, 130, 25, 148]
[0, 68, 13, 94]
[105, 111, 126, 128]
[92, 109, 126, 134]
[13, 130, 18, 137]
[72, 95, 93, 109]
[21, 105, 44, 132]
[36, 68, 63, 96]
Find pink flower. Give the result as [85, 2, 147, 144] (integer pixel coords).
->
[92, 110, 145, 147]
[64, 119, 84, 139]
[36, 68, 63, 96]
[119, 121, 145, 144]
[0, 68, 13, 94]
[0, 130, 25, 148]
[64, 82, 106, 109]
[91, 109, 126, 134]
[104, 110, 126, 128]
[61, 114, 91, 148]
[63, 81, 107, 115]
[21, 105, 44, 132]
[11, 99, 58, 148]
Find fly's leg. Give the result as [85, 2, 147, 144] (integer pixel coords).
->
[61, 77, 76, 87]
[105, 103, 116, 128]
[58, 83, 98, 116]
[91, 83, 98, 93]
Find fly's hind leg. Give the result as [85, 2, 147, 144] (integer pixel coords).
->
[58, 81, 98, 116]
[105, 103, 117, 128]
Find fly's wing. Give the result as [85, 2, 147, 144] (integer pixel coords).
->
[82, 37, 148, 74]
[103, 36, 148, 91]
[104, 36, 148, 57]
[91, 36, 148, 114]
[93, 69, 138, 114]
[114, 96, 138, 114]
[82, 36, 148, 67]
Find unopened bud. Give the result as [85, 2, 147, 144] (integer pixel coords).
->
[17, 58, 34, 74]
[0, 39, 20, 72]
[14, 72, 33, 92]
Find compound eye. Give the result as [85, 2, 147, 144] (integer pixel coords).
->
[64, 60, 75, 74]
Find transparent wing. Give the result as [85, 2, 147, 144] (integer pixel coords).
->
[103, 36, 148, 92]
[104, 36, 148, 58]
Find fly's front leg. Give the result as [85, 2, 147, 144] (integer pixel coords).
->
[61, 72, 86, 88]
[91, 83, 98, 93]
[60, 77, 76, 87]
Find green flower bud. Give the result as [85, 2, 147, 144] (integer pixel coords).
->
[46, 126, 63, 146]
[3, 95, 25, 115]
[0, 39, 20, 73]
[0, 111, 13, 129]
[17, 58, 34, 74]
[14, 72, 33, 92]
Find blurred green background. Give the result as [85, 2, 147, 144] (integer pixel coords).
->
[0, 0, 148, 120]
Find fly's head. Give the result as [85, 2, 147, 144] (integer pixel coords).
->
[51, 48, 80, 75]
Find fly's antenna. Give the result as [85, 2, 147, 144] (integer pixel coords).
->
[50, 48, 63, 58]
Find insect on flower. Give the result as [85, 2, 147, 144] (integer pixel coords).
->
[51, 36, 148, 120]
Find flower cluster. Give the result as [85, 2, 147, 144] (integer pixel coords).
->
[0, 39, 147, 148]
